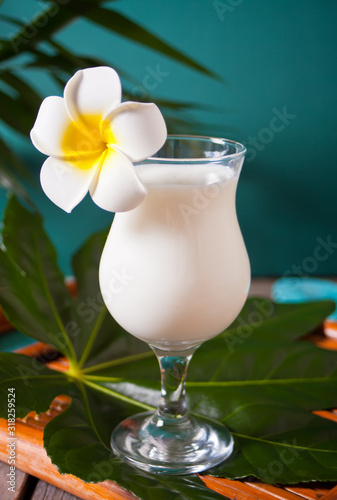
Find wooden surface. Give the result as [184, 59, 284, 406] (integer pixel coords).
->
[1, 278, 337, 500]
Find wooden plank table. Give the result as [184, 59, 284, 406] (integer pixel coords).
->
[1, 278, 337, 499]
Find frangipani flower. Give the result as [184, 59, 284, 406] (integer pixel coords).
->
[30, 66, 167, 212]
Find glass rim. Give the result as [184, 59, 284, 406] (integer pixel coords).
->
[142, 134, 246, 163]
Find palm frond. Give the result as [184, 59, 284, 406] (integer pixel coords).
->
[85, 6, 219, 79]
[0, 0, 223, 198]
[0, 136, 33, 200]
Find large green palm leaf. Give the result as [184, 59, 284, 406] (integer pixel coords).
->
[0, 0, 220, 198]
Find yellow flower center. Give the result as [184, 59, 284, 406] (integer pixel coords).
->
[61, 114, 110, 170]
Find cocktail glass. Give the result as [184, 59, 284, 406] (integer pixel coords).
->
[99, 135, 250, 474]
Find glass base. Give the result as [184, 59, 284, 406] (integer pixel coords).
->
[111, 411, 234, 475]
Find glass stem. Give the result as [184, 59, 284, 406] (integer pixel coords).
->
[151, 346, 198, 423]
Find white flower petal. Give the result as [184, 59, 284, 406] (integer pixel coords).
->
[31, 95, 103, 159]
[40, 154, 102, 213]
[90, 148, 147, 212]
[101, 102, 167, 162]
[30, 96, 88, 157]
[64, 66, 122, 129]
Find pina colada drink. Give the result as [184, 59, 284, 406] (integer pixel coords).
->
[101, 137, 249, 474]
[99, 162, 250, 350]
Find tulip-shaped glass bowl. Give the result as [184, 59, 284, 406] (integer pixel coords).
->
[99, 136, 250, 474]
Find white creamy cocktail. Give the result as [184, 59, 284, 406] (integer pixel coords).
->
[99, 136, 250, 475]
[99, 147, 250, 351]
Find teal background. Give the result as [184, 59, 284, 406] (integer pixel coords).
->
[0, 0, 336, 276]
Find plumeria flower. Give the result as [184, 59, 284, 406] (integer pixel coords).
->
[30, 66, 167, 212]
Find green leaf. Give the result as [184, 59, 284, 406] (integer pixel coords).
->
[0, 196, 76, 362]
[1, 195, 337, 498]
[218, 411, 337, 483]
[69, 225, 147, 368]
[0, 3, 81, 61]
[0, 89, 33, 135]
[43, 330, 337, 487]
[0, 353, 71, 418]
[0, 134, 32, 182]
[224, 297, 335, 343]
[85, 7, 217, 79]
[0, 13, 25, 27]
[0, 71, 41, 111]
[0, 136, 32, 199]
[0, 1, 216, 81]
[0, 197, 147, 369]
[27, 50, 77, 75]
[47, 40, 140, 85]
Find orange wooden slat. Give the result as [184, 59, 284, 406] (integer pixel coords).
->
[314, 338, 337, 351]
[320, 485, 337, 499]
[201, 477, 280, 500]
[14, 341, 49, 357]
[0, 415, 137, 500]
[46, 357, 71, 372]
[246, 481, 307, 499]
[284, 485, 327, 499]
[324, 321, 337, 342]
[313, 411, 337, 423]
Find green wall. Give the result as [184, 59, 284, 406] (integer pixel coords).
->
[0, 0, 336, 276]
